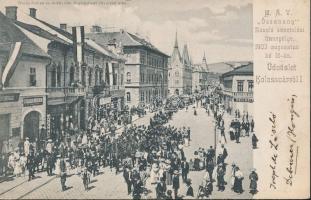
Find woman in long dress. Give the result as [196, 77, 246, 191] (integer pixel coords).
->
[14, 157, 23, 177]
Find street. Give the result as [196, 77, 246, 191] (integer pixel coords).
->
[0, 106, 253, 199]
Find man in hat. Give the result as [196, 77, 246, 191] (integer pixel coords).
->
[216, 163, 225, 191]
[59, 156, 67, 191]
[249, 168, 258, 194]
[26, 150, 35, 181]
[252, 133, 258, 149]
[181, 158, 189, 182]
[156, 177, 167, 199]
[172, 170, 180, 199]
[185, 178, 194, 197]
[46, 152, 54, 176]
[123, 165, 132, 195]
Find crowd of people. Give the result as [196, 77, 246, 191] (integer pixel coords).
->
[0, 88, 259, 199]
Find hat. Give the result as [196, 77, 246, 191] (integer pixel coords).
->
[251, 168, 256, 172]
[56, 155, 61, 158]
[232, 162, 236, 166]
[26, 137, 29, 140]
[185, 178, 192, 185]
[218, 163, 223, 166]
[48, 139, 52, 142]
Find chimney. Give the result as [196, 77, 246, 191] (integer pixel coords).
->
[29, 8, 37, 18]
[91, 25, 102, 33]
[60, 23, 67, 31]
[5, 6, 17, 20]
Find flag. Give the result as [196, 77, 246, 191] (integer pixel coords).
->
[72, 26, 85, 65]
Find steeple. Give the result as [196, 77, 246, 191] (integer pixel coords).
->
[202, 51, 207, 64]
[171, 31, 182, 62]
[202, 51, 209, 71]
[174, 31, 178, 48]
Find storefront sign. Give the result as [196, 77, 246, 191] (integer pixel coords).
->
[23, 97, 43, 107]
[99, 97, 111, 105]
[47, 114, 50, 137]
[0, 93, 19, 102]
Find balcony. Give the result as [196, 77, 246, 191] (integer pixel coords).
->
[47, 87, 86, 98]
[92, 83, 110, 97]
[64, 87, 85, 96]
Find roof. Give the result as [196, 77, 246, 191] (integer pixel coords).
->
[221, 62, 253, 77]
[182, 44, 191, 65]
[11, 12, 122, 60]
[86, 31, 169, 57]
[0, 12, 50, 58]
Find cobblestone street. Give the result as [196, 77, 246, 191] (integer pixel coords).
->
[0, 107, 253, 199]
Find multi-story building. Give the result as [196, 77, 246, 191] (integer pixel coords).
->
[0, 10, 50, 152]
[220, 62, 254, 115]
[168, 33, 192, 96]
[1, 7, 125, 142]
[86, 29, 169, 107]
[192, 53, 209, 93]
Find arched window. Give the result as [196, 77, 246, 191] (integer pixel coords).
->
[99, 69, 103, 84]
[126, 72, 131, 83]
[57, 63, 61, 87]
[51, 64, 57, 87]
[69, 65, 75, 85]
[126, 92, 131, 102]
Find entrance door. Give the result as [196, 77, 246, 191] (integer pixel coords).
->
[0, 114, 10, 153]
[23, 111, 40, 142]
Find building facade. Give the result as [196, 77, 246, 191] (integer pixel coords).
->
[0, 10, 50, 153]
[192, 54, 209, 93]
[1, 7, 125, 145]
[86, 29, 169, 107]
[220, 62, 254, 115]
[168, 33, 192, 96]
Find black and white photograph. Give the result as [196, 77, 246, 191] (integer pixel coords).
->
[0, 0, 309, 199]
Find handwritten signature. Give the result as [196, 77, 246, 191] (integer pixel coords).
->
[284, 95, 300, 186]
[269, 112, 278, 189]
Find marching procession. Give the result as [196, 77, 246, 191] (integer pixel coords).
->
[0, 86, 258, 199]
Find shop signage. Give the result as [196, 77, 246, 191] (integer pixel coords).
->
[0, 93, 19, 102]
[23, 97, 43, 107]
[47, 114, 51, 137]
[99, 97, 111, 105]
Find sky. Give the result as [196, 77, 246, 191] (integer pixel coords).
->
[0, 0, 253, 64]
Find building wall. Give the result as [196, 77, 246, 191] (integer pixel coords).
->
[0, 54, 49, 151]
[124, 47, 168, 106]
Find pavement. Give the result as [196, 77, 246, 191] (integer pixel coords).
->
[0, 106, 254, 199]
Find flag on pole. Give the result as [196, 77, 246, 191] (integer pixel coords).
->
[72, 26, 85, 65]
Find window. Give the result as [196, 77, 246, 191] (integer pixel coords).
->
[30, 67, 36, 86]
[88, 69, 93, 85]
[99, 69, 103, 84]
[57, 64, 61, 87]
[140, 91, 145, 102]
[175, 80, 179, 84]
[126, 92, 131, 102]
[126, 72, 131, 83]
[121, 74, 124, 86]
[105, 63, 110, 85]
[175, 71, 179, 77]
[82, 67, 86, 86]
[237, 80, 244, 92]
[112, 65, 117, 85]
[95, 69, 99, 85]
[248, 80, 253, 92]
[140, 51, 146, 64]
[69, 65, 75, 85]
[51, 66, 56, 87]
